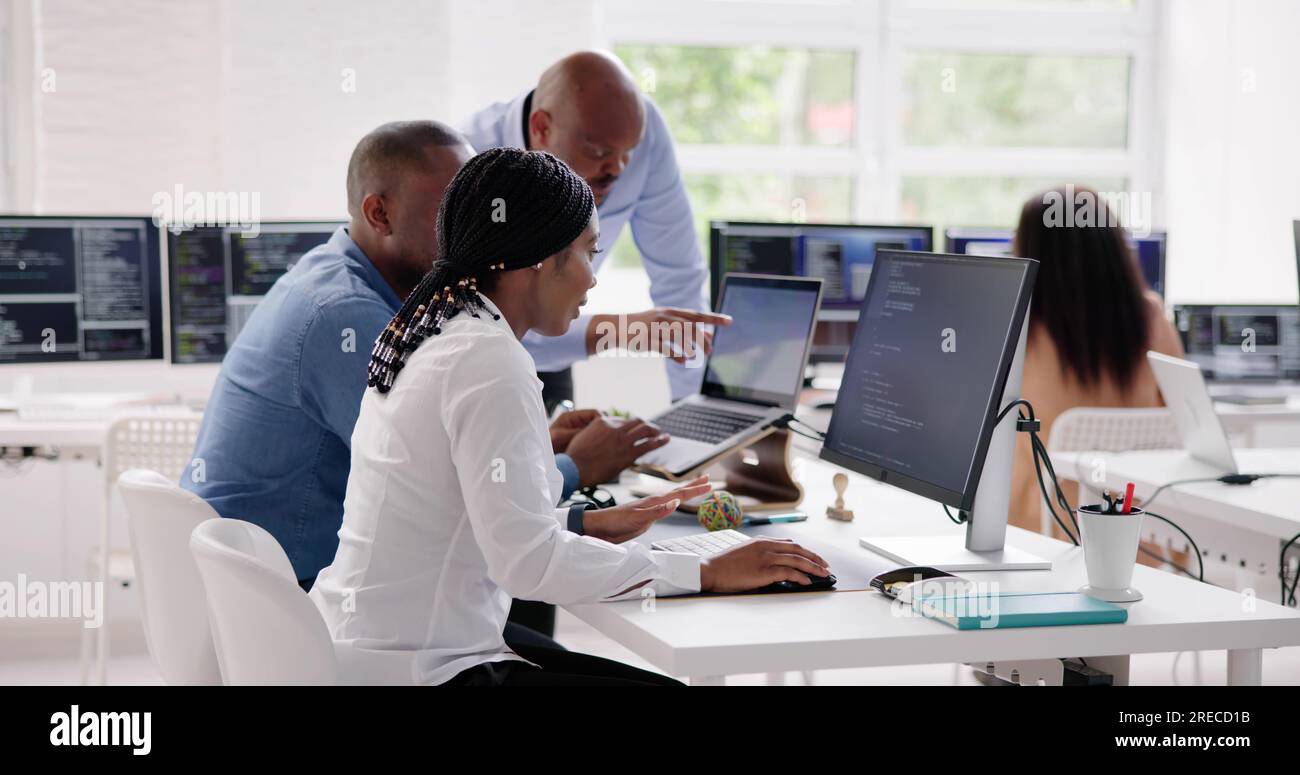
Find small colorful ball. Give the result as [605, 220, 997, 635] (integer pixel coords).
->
[697, 490, 743, 531]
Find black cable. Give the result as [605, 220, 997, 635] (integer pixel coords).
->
[1141, 508, 1205, 582]
[1281, 532, 1300, 607]
[1140, 474, 1300, 511]
[1012, 403, 1079, 544]
[943, 504, 967, 525]
[773, 414, 826, 442]
[784, 424, 827, 443]
[995, 398, 1036, 426]
[1031, 429, 1080, 539]
[1029, 435, 1080, 545]
[1137, 544, 1202, 583]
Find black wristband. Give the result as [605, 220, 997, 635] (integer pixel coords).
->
[567, 502, 591, 535]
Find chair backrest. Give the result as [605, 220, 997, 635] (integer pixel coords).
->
[1046, 407, 1181, 454]
[117, 470, 223, 686]
[1041, 407, 1181, 534]
[189, 518, 337, 685]
[103, 413, 204, 488]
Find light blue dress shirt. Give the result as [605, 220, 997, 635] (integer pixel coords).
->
[460, 90, 710, 400]
[182, 227, 580, 583]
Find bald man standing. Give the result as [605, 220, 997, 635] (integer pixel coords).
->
[461, 50, 728, 409]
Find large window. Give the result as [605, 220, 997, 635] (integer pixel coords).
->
[596, 0, 1157, 294]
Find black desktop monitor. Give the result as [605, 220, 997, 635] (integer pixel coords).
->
[711, 221, 934, 364]
[943, 228, 1016, 258]
[0, 216, 164, 364]
[1174, 304, 1300, 382]
[709, 221, 934, 310]
[820, 251, 1038, 512]
[944, 226, 1166, 296]
[168, 221, 341, 363]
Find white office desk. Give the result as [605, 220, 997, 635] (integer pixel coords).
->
[565, 453, 1300, 685]
[0, 406, 199, 457]
[1052, 449, 1300, 540]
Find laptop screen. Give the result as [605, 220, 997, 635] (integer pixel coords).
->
[701, 275, 823, 409]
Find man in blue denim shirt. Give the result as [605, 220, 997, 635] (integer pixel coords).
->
[182, 121, 668, 596]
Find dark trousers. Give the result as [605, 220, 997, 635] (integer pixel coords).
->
[445, 643, 684, 686]
[505, 367, 575, 638]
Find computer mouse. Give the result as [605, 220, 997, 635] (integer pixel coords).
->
[754, 573, 838, 594]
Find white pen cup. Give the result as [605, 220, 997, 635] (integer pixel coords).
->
[1078, 504, 1145, 603]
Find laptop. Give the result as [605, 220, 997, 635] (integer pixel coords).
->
[634, 274, 823, 478]
[1147, 351, 1240, 474]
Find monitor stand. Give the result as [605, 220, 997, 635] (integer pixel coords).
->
[857, 315, 1052, 572]
[858, 536, 1050, 572]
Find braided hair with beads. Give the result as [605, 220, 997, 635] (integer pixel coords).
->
[367, 147, 596, 393]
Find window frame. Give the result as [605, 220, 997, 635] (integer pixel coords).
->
[598, 0, 1162, 229]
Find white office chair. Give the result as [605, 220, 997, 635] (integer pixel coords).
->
[84, 411, 203, 685]
[188, 518, 425, 686]
[116, 469, 223, 686]
[189, 518, 337, 685]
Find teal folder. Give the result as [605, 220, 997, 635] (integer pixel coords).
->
[911, 591, 1128, 630]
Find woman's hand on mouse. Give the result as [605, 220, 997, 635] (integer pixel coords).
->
[699, 538, 830, 593]
[581, 476, 711, 544]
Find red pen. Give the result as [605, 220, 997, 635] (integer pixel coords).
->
[1121, 482, 1135, 514]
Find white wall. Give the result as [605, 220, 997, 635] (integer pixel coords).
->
[0, 0, 600, 396]
[1159, 0, 1300, 304]
[12, 0, 599, 220]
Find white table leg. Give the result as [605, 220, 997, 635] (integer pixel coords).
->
[1227, 648, 1263, 686]
[765, 672, 786, 686]
[690, 675, 725, 686]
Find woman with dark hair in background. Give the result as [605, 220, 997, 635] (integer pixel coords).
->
[1008, 185, 1185, 549]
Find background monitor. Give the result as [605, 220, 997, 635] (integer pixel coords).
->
[820, 251, 1037, 512]
[168, 221, 341, 364]
[709, 221, 934, 310]
[1174, 304, 1300, 382]
[944, 226, 1167, 297]
[710, 221, 934, 363]
[0, 216, 164, 364]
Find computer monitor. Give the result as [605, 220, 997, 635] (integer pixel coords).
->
[944, 226, 1167, 296]
[168, 221, 341, 363]
[820, 250, 1048, 571]
[709, 221, 934, 311]
[943, 228, 1016, 259]
[1173, 304, 1300, 382]
[0, 216, 164, 364]
[710, 221, 933, 364]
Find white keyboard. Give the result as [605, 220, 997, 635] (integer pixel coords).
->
[651, 529, 750, 557]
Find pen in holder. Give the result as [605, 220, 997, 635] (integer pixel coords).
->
[1078, 504, 1144, 603]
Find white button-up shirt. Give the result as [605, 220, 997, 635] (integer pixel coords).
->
[460, 91, 710, 400]
[310, 294, 701, 685]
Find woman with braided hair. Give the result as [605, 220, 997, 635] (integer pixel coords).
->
[309, 147, 830, 685]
